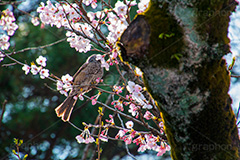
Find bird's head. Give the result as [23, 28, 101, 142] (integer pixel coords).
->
[87, 54, 97, 63]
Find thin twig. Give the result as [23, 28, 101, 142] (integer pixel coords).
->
[9, 38, 67, 55]
[117, 113, 137, 160]
[83, 94, 162, 135]
[231, 74, 240, 78]
[2, 62, 17, 67]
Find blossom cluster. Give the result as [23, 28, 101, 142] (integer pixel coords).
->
[0, 9, 18, 52]
[126, 81, 153, 109]
[114, 121, 170, 156]
[56, 74, 73, 97]
[36, 1, 93, 53]
[31, 0, 165, 157]
[22, 55, 49, 79]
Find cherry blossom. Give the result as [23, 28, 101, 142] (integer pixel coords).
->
[115, 129, 127, 139]
[113, 85, 123, 94]
[135, 67, 143, 77]
[6, 0, 169, 157]
[143, 111, 153, 120]
[30, 64, 41, 75]
[82, 0, 98, 9]
[31, 17, 40, 26]
[76, 127, 95, 144]
[128, 103, 139, 118]
[114, 1, 128, 17]
[90, 92, 101, 105]
[126, 0, 137, 6]
[61, 74, 73, 83]
[99, 128, 109, 142]
[123, 130, 137, 145]
[125, 121, 134, 129]
[60, 74, 73, 93]
[0, 52, 5, 62]
[0, 35, 10, 50]
[22, 64, 31, 75]
[156, 142, 171, 156]
[111, 99, 124, 111]
[36, 55, 47, 67]
[66, 31, 92, 53]
[56, 80, 68, 97]
[126, 81, 142, 93]
[106, 12, 128, 43]
[96, 54, 110, 71]
[105, 114, 115, 125]
[137, 0, 150, 14]
[39, 68, 49, 79]
[0, 9, 18, 36]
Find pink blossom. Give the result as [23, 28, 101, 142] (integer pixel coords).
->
[76, 127, 95, 144]
[115, 130, 126, 139]
[143, 111, 153, 120]
[78, 94, 84, 101]
[111, 99, 124, 111]
[90, 92, 101, 105]
[113, 85, 123, 94]
[128, 103, 139, 118]
[133, 135, 144, 145]
[126, 81, 142, 93]
[87, 12, 95, 21]
[106, 114, 115, 125]
[99, 128, 109, 142]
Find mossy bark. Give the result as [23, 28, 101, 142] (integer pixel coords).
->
[120, 0, 239, 159]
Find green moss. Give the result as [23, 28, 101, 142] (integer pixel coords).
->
[140, 1, 184, 68]
[120, 0, 239, 159]
[194, 0, 237, 56]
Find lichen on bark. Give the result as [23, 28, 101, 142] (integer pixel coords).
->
[120, 0, 239, 159]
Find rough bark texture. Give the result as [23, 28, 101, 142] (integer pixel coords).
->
[120, 0, 239, 159]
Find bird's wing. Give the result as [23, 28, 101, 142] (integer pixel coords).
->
[72, 62, 88, 80]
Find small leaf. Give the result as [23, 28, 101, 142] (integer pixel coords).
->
[19, 139, 23, 146]
[98, 107, 102, 113]
[159, 33, 164, 39]
[23, 154, 28, 160]
[12, 149, 17, 155]
[95, 138, 99, 145]
[13, 138, 18, 145]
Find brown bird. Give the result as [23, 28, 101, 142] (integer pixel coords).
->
[55, 54, 103, 122]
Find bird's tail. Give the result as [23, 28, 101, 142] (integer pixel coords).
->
[55, 96, 77, 122]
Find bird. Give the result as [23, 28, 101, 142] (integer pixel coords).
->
[55, 54, 103, 122]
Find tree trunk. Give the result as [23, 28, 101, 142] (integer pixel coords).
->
[120, 0, 239, 159]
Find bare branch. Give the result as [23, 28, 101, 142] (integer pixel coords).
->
[9, 38, 67, 55]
